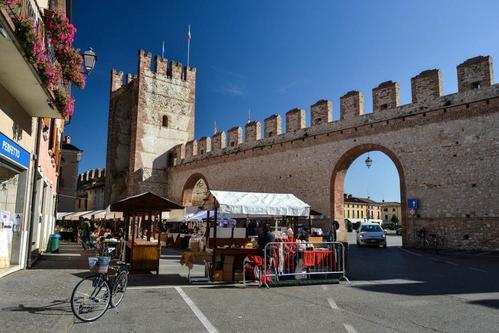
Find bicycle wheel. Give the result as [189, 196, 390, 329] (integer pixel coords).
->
[71, 275, 111, 322]
[111, 271, 128, 307]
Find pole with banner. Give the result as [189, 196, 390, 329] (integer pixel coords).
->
[187, 25, 191, 68]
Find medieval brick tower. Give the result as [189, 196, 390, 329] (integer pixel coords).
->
[105, 49, 196, 204]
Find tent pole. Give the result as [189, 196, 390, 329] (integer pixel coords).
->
[147, 210, 152, 241]
[206, 210, 210, 252]
[212, 205, 218, 277]
[156, 211, 160, 275]
[130, 211, 135, 269]
[308, 214, 312, 235]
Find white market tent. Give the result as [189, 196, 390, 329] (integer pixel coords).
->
[202, 190, 312, 263]
[63, 210, 93, 221]
[203, 190, 311, 217]
[56, 212, 72, 220]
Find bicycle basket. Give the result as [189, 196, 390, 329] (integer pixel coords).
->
[88, 256, 111, 273]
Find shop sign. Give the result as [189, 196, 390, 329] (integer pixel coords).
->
[0, 132, 30, 169]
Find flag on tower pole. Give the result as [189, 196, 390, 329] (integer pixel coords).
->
[161, 41, 165, 58]
[187, 25, 191, 68]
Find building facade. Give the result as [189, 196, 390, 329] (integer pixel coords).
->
[344, 195, 368, 220]
[343, 195, 382, 221]
[0, 0, 72, 275]
[76, 168, 106, 212]
[57, 136, 82, 212]
[380, 201, 402, 224]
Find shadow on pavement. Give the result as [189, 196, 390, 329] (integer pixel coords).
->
[468, 299, 499, 310]
[2, 299, 72, 316]
[346, 244, 499, 302]
[31, 242, 91, 270]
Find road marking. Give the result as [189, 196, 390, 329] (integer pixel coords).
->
[443, 260, 458, 266]
[399, 248, 423, 257]
[175, 286, 218, 333]
[352, 279, 425, 286]
[327, 298, 339, 310]
[468, 267, 488, 273]
[343, 323, 358, 333]
[321, 285, 329, 291]
[128, 282, 254, 290]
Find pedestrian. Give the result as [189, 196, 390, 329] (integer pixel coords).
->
[257, 223, 275, 258]
[78, 218, 91, 250]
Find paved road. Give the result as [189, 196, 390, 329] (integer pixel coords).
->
[1, 239, 498, 332]
[69, 234, 499, 333]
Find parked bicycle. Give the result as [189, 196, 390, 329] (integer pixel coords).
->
[415, 228, 430, 249]
[415, 228, 445, 253]
[429, 233, 445, 254]
[71, 239, 129, 322]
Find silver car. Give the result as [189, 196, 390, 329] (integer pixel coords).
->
[356, 223, 387, 248]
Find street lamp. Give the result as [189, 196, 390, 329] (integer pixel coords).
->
[365, 153, 373, 168]
[82, 47, 97, 73]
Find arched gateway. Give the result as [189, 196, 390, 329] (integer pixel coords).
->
[330, 144, 407, 242]
[181, 173, 209, 207]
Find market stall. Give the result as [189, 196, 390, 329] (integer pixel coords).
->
[201, 190, 311, 282]
[110, 192, 183, 274]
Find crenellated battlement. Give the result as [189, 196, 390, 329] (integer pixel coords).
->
[138, 49, 196, 82]
[169, 55, 496, 167]
[110, 49, 196, 93]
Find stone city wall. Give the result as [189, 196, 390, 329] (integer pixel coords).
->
[168, 56, 499, 250]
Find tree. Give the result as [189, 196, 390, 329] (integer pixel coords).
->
[391, 214, 399, 224]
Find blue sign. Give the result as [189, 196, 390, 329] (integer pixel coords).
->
[407, 198, 419, 209]
[0, 132, 30, 169]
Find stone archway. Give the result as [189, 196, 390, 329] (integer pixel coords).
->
[182, 173, 210, 207]
[330, 143, 408, 244]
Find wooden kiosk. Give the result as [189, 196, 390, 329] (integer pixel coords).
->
[110, 192, 183, 275]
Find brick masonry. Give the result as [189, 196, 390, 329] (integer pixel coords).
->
[166, 55, 499, 251]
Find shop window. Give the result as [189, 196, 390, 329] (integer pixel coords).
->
[0, 160, 28, 269]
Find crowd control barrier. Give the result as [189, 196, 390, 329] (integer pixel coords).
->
[243, 241, 349, 288]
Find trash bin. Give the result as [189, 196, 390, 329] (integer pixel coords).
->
[48, 233, 61, 253]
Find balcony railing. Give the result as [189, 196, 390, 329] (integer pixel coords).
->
[6, 0, 57, 63]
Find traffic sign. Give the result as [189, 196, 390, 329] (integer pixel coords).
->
[409, 208, 416, 216]
[408, 198, 418, 209]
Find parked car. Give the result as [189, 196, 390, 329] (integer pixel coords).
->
[356, 223, 387, 248]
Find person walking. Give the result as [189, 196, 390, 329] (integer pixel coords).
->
[257, 223, 275, 258]
[78, 218, 91, 250]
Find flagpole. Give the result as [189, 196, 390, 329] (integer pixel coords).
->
[187, 24, 191, 68]
[161, 41, 165, 58]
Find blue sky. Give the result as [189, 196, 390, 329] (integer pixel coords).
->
[69, 0, 499, 202]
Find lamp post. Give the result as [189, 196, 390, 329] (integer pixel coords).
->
[365, 153, 373, 168]
[81, 47, 97, 73]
